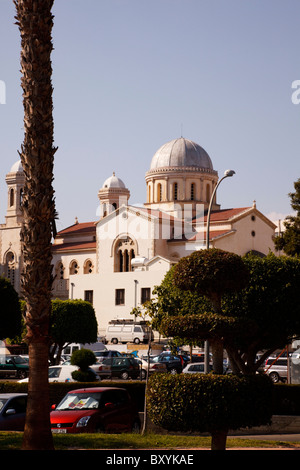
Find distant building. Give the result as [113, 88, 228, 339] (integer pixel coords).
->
[0, 137, 276, 336]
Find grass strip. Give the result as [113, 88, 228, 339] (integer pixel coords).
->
[0, 432, 300, 450]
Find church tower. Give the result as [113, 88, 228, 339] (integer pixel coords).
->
[0, 160, 24, 294]
[98, 172, 130, 218]
[5, 159, 24, 227]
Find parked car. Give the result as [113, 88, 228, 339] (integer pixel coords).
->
[0, 355, 29, 379]
[264, 357, 288, 383]
[135, 358, 167, 379]
[93, 350, 123, 362]
[0, 393, 27, 431]
[94, 356, 141, 380]
[19, 364, 99, 383]
[183, 363, 212, 374]
[50, 387, 141, 434]
[151, 353, 183, 374]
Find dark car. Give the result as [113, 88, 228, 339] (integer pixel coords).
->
[93, 350, 123, 362]
[95, 356, 141, 380]
[0, 355, 29, 379]
[0, 393, 27, 431]
[50, 387, 141, 434]
[152, 353, 183, 374]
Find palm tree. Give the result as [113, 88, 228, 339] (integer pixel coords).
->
[14, 0, 57, 450]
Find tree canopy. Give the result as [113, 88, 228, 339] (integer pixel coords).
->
[49, 299, 98, 364]
[275, 178, 300, 256]
[150, 251, 300, 375]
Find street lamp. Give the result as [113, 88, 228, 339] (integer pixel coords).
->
[206, 169, 235, 249]
[204, 169, 235, 373]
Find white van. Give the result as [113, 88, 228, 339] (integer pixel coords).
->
[105, 321, 153, 344]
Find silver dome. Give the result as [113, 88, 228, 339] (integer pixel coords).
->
[150, 137, 213, 171]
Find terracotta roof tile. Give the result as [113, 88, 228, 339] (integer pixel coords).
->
[194, 207, 251, 223]
[52, 241, 96, 252]
[56, 221, 96, 236]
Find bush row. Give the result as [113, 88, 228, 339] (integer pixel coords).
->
[2, 379, 300, 415]
[146, 374, 273, 433]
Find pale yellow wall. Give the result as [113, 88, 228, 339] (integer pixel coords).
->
[71, 266, 170, 336]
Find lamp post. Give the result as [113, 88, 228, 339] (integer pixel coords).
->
[204, 169, 235, 373]
[206, 169, 235, 249]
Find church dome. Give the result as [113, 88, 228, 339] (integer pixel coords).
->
[149, 137, 213, 171]
[102, 172, 126, 189]
[10, 160, 23, 173]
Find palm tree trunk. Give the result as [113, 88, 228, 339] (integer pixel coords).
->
[14, 0, 57, 450]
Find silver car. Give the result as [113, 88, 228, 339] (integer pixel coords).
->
[183, 363, 212, 374]
[264, 357, 287, 383]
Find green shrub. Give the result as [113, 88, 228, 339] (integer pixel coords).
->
[70, 348, 96, 369]
[70, 348, 97, 382]
[147, 373, 273, 433]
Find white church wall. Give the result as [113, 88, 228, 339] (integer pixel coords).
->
[70, 267, 169, 336]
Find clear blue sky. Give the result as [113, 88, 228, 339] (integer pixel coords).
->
[0, 0, 299, 231]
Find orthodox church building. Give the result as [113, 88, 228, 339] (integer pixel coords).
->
[0, 137, 277, 336]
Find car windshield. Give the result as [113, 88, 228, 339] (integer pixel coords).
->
[48, 367, 62, 378]
[56, 392, 102, 411]
[95, 352, 108, 357]
[0, 399, 8, 411]
[11, 356, 28, 364]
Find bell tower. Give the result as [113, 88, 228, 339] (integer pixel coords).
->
[5, 160, 24, 227]
[98, 172, 130, 218]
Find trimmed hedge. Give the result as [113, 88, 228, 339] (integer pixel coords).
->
[146, 374, 273, 433]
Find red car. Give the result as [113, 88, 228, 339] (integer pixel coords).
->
[50, 387, 141, 434]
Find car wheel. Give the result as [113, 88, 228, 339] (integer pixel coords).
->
[120, 371, 129, 380]
[17, 370, 27, 379]
[170, 368, 178, 375]
[141, 369, 146, 380]
[133, 338, 140, 344]
[269, 372, 280, 383]
[112, 338, 118, 344]
[131, 420, 141, 433]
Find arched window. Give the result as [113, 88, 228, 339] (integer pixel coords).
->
[5, 251, 15, 286]
[56, 261, 64, 279]
[173, 182, 178, 201]
[20, 188, 23, 207]
[9, 188, 14, 207]
[70, 260, 79, 275]
[114, 237, 136, 272]
[84, 259, 93, 274]
[190, 183, 195, 201]
[206, 183, 210, 202]
[157, 183, 162, 202]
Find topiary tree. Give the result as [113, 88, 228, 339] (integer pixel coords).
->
[170, 249, 249, 373]
[49, 299, 98, 364]
[149, 252, 300, 375]
[147, 373, 273, 450]
[222, 252, 300, 374]
[70, 348, 97, 382]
